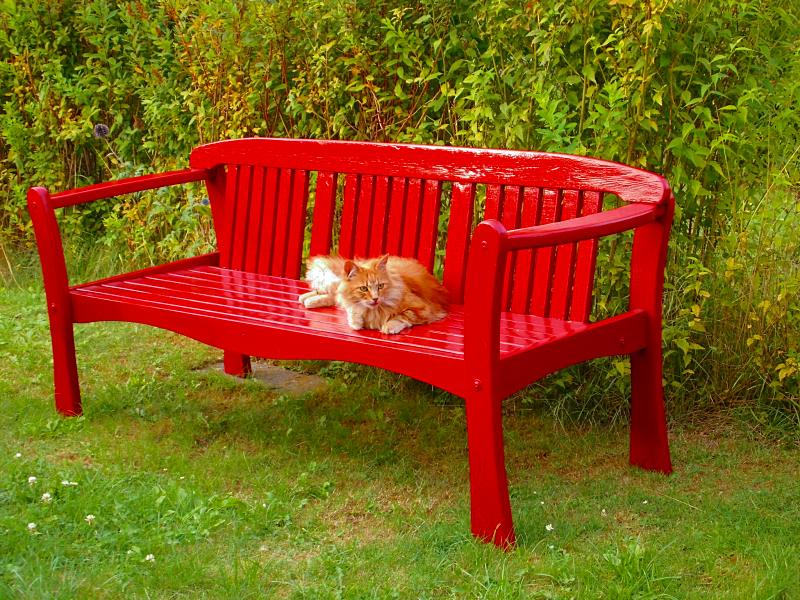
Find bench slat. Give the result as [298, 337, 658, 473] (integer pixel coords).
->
[120, 270, 562, 352]
[71, 266, 588, 358]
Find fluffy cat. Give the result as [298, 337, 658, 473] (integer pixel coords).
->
[299, 254, 449, 334]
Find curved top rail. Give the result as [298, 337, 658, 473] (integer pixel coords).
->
[190, 138, 671, 205]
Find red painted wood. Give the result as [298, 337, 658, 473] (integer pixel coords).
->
[401, 178, 424, 258]
[229, 165, 252, 271]
[530, 189, 561, 316]
[309, 171, 338, 256]
[509, 187, 543, 313]
[50, 168, 207, 208]
[463, 220, 514, 547]
[191, 139, 668, 203]
[220, 164, 240, 269]
[418, 180, 443, 271]
[339, 174, 360, 258]
[286, 170, 309, 279]
[499, 186, 523, 310]
[271, 169, 293, 275]
[504, 202, 659, 249]
[385, 177, 408, 255]
[205, 166, 228, 256]
[256, 167, 281, 273]
[27, 187, 81, 416]
[570, 191, 604, 322]
[548, 190, 580, 320]
[243, 166, 266, 273]
[31, 138, 675, 549]
[355, 175, 376, 256]
[628, 191, 675, 474]
[369, 176, 391, 256]
[442, 182, 475, 302]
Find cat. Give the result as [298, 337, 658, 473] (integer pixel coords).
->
[298, 254, 449, 334]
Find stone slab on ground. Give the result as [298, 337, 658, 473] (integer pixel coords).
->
[207, 360, 327, 396]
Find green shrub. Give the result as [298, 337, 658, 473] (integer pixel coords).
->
[1, 0, 797, 422]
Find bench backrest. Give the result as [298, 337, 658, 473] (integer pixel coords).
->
[190, 139, 668, 322]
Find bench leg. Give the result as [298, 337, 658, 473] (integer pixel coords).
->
[223, 351, 252, 377]
[629, 343, 672, 473]
[465, 392, 515, 548]
[49, 314, 81, 416]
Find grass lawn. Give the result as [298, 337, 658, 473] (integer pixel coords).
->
[1, 282, 798, 599]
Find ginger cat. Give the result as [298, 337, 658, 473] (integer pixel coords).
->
[299, 254, 449, 334]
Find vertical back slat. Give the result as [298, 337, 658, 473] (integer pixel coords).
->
[243, 166, 266, 273]
[256, 167, 280, 273]
[499, 186, 523, 309]
[529, 189, 563, 315]
[442, 182, 475, 302]
[484, 184, 502, 221]
[230, 165, 253, 271]
[569, 191, 604, 321]
[385, 177, 408, 255]
[220, 165, 239, 268]
[270, 169, 294, 275]
[509, 187, 544, 313]
[418, 180, 443, 270]
[400, 179, 424, 257]
[309, 171, 338, 257]
[339, 174, 360, 258]
[285, 170, 309, 278]
[353, 175, 375, 256]
[548, 190, 581, 319]
[369, 176, 392, 256]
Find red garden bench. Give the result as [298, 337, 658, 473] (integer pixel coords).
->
[28, 138, 674, 547]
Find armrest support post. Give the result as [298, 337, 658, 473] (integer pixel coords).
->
[463, 219, 508, 393]
[27, 186, 81, 414]
[27, 187, 71, 310]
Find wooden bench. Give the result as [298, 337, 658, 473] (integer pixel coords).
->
[28, 138, 674, 547]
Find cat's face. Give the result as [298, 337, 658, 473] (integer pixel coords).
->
[340, 256, 397, 309]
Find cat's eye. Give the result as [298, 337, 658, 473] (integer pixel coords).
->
[377, 283, 385, 290]
[358, 285, 368, 292]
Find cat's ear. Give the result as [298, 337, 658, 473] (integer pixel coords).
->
[377, 254, 389, 271]
[344, 260, 359, 279]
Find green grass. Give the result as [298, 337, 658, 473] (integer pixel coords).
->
[1, 282, 798, 599]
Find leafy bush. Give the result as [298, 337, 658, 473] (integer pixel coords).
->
[1, 0, 797, 421]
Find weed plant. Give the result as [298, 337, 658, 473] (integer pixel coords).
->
[0, 0, 798, 424]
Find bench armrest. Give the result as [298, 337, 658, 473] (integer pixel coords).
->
[47, 168, 208, 209]
[504, 203, 662, 250]
[463, 199, 674, 378]
[28, 169, 213, 327]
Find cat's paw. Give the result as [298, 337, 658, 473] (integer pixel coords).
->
[381, 320, 409, 335]
[298, 291, 317, 306]
[347, 314, 364, 330]
[304, 293, 335, 309]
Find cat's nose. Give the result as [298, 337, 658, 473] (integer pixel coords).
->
[369, 298, 380, 305]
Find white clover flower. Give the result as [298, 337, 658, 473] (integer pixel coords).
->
[14, 452, 22, 459]
[27, 476, 37, 485]
[84, 514, 96, 525]
[27, 522, 37, 532]
[540, 501, 545, 505]
[545, 523, 554, 532]
[41, 493, 52, 503]
[145, 554, 155, 563]
[642, 500, 649, 505]
[61, 480, 78, 487]
[548, 544, 555, 550]
[601, 509, 608, 517]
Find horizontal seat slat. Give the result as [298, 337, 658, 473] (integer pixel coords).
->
[71, 266, 587, 358]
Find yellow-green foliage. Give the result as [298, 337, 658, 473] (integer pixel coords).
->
[1, 0, 798, 418]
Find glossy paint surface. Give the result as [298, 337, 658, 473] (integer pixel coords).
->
[29, 138, 675, 548]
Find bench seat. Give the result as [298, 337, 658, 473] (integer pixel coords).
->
[70, 263, 600, 398]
